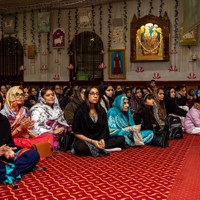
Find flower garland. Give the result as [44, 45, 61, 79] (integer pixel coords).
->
[137, 35, 162, 53]
[58, 8, 61, 28]
[14, 12, 18, 51]
[57, 8, 61, 55]
[67, 10, 71, 52]
[37, 10, 41, 53]
[47, 32, 51, 54]
[149, 0, 153, 15]
[92, 5, 95, 33]
[137, 0, 141, 19]
[174, 0, 179, 51]
[75, 8, 79, 35]
[23, 11, 27, 56]
[99, 5, 102, 35]
[107, 3, 112, 49]
[1, 15, 4, 38]
[159, 0, 164, 17]
[30, 10, 35, 46]
[123, 1, 128, 47]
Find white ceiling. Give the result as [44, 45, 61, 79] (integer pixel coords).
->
[0, 0, 123, 13]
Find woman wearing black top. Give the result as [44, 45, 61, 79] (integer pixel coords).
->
[72, 86, 125, 156]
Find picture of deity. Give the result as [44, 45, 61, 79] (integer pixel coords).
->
[136, 23, 163, 60]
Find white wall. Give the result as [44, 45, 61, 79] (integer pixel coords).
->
[5, 0, 200, 82]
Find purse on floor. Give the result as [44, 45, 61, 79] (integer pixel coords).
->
[32, 141, 52, 158]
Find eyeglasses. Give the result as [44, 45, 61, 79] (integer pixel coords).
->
[89, 92, 99, 96]
[15, 93, 25, 97]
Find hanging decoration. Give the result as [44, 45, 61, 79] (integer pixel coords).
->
[174, 0, 179, 51]
[159, 0, 164, 17]
[53, 28, 65, 49]
[30, 10, 35, 46]
[1, 15, 4, 38]
[108, 3, 112, 49]
[137, 0, 141, 19]
[67, 64, 74, 70]
[23, 11, 27, 56]
[47, 32, 51, 54]
[123, 1, 128, 46]
[19, 65, 26, 71]
[149, 0, 153, 15]
[37, 10, 41, 53]
[38, 12, 50, 33]
[57, 8, 62, 54]
[75, 8, 79, 35]
[67, 10, 71, 52]
[98, 63, 106, 69]
[99, 5, 102, 35]
[91, 5, 95, 33]
[14, 13, 18, 39]
[14, 12, 18, 52]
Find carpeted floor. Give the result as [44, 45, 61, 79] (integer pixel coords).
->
[0, 134, 198, 200]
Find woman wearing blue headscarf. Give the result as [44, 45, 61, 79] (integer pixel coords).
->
[107, 95, 154, 146]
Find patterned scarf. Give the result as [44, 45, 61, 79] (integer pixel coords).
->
[0, 86, 29, 131]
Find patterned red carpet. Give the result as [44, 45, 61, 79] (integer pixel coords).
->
[0, 134, 198, 200]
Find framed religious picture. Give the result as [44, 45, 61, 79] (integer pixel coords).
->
[52, 28, 65, 48]
[179, 23, 197, 46]
[38, 12, 50, 33]
[130, 12, 170, 62]
[27, 45, 36, 59]
[108, 49, 126, 79]
[3, 15, 15, 34]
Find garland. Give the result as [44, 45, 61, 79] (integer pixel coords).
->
[99, 5, 102, 35]
[137, 0, 141, 19]
[91, 5, 95, 33]
[14, 12, 18, 51]
[58, 8, 61, 28]
[57, 8, 62, 55]
[67, 10, 71, 53]
[75, 8, 79, 35]
[137, 36, 162, 53]
[123, 1, 128, 46]
[159, 0, 164, 17]
[107, 3, 112, 49]
[149, 0, 153, 15]
[47, 32, 51, 54]
[174, 0, 179, 50]
[0, 15, 4, 38]
[23, 11, 27, 56]
[38, 10, 41, 53]
[30, 10, 35, 46]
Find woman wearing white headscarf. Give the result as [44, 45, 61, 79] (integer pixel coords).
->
[30, 88, 72, 151]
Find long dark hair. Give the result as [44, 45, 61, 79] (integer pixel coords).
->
[84, 86, 103, 116]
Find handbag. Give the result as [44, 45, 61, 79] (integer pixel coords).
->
[151, 129, 169, 148]
[32, 141, 52, 158]
[59, 133, 75, 151]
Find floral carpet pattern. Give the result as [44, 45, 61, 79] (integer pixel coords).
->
[0, 134, 196, 200]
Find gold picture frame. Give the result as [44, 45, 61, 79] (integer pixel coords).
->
[130, 12, 170, 62]
[108, 49, 126, 79]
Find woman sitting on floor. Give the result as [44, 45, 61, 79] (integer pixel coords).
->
[64, 86, 86, 125]
[0, 112, 39, 184]
[184, 98, 200, 134]
[153, 88, 167, 129]
[0, 86, 53, 149]
[107, 94, 154, 146]
[164, 87, 188, 127]
[72, 86, 125, 156]
[30, 88, 71, 151]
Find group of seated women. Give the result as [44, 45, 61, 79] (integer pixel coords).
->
[1, 82, 200, 184]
